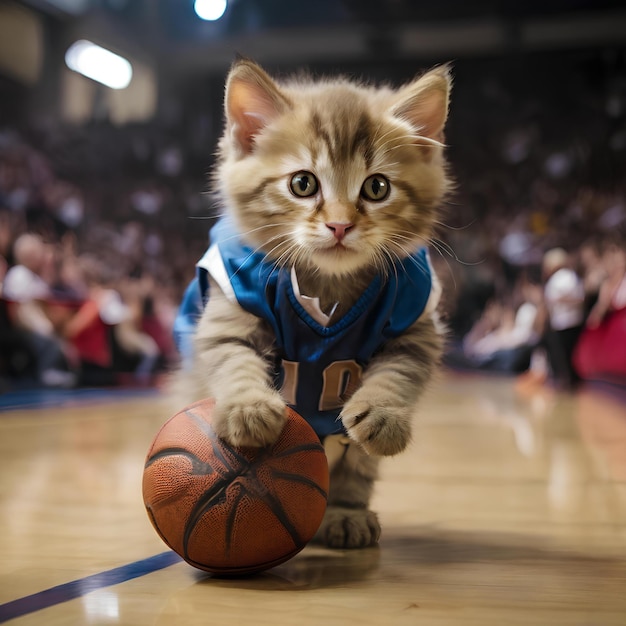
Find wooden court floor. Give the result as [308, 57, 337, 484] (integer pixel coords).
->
[0, 372, 625, 625]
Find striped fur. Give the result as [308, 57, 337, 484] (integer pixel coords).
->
[175, 60, 452, 548]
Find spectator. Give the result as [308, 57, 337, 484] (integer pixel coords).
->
[2, 233, 76, 387]
[586, 241, 626, 328]
[447, 282, 541, 375]
[62, 257, 162, 385]
[573, 240, 626, 383]
[0, 252, 6, 287]
[542, 248, 585, 388]
[114, 276, 162, 385]
[577, 239, 605, 318]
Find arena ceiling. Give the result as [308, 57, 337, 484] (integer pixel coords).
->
[14, 0, 626, 78]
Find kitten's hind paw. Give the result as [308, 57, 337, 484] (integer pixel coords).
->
[314, 506, 381, 549]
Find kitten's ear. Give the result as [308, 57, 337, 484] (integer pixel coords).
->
[225, 60, 291, 154]
[392, 65, 451, 144]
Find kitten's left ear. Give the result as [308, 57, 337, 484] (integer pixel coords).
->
[225, 59, 291, 154]
[392, 65, 452, 144]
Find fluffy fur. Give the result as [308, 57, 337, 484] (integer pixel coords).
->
[175, 59, 452, 549]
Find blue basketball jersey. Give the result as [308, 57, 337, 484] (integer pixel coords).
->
[175, 218, 436, 439]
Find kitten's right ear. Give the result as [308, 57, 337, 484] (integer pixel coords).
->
[392, 64, 452, 145]
[225, 60, 291, 154]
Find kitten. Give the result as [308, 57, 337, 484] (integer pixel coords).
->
[174, 59, 451, 549]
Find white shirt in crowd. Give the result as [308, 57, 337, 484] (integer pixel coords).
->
[2, 264, 50, 302]
[2, 265, 54, 335]
[544, 268, 585, 331]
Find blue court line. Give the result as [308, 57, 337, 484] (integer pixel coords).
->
[0, 387, 159, 412]
[0, 551, 182, 624]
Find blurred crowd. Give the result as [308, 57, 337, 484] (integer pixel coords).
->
[444, 241, 626, 389]
[1, 53, 625, 391]
[0, 125, 209, 391]
[440, 54, 626, 388]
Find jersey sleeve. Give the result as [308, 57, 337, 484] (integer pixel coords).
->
[173, 276, 205, 367]
[197, 218, 281, 333]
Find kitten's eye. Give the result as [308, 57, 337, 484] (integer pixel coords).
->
[361, 174, 390, 201]
[290, 171, 319, 198]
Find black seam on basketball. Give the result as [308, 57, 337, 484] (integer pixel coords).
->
[223, 484, 247, 557]
[182, 481, 231, 560]
[145, 505, 177, 552]
[185, 408, 250, 468]
[145, 448, 214, 475]
[185, 547, 302, 576]
[271, 443, 326, 459]
[269, 470, 328, 500]
[180, 425, 253, 560]
[242, 481, 305, 549]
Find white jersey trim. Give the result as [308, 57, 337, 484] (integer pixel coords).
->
[196, 244, 237, 303]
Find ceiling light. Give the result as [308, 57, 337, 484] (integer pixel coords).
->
[65, 40, 132, 89]
[194, 0, 227, 21]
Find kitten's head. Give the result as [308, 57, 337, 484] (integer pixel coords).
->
[216, 59, 452, 277]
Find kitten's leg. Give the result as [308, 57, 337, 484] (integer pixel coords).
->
[173, 281, 286, 447]
[341, 312, 444, 456]
[314, 436, 381, 549]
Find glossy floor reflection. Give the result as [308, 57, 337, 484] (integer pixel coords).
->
[0, 373, 625, 625]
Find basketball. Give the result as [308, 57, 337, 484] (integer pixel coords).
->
[142, 399, 329, 576]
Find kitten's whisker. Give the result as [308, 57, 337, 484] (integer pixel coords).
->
[409, 232, 445, 256]
[432, 218, 477, 231]
[391, 230, 458, 265]
[218, 222, 292, 246]
[381, 142, 442, 157]
[267, 245, 296, 273]
[260, 241, 296, 291]
[382, 248, 400, 286]
[370, 247, 389, 279]
[388, 251, 408, 295]
[415, 136, 446, 148]
[407, 234, 457, 289]
[187, 205, 226, 220]
[261, 233, 301, 272]
[227, 231, 292, 281]
[391, 243, 431, 281]
[262, 239, 309, 294]
[261, 236, 294, 261]
[375, 129, 445, 157]
[374, 132, 427, 158]
[429, 236, 483, 267]
[372, 127, 408, 149]
[375, 130, 416, 150]
[387, 232, 420, 246]
[430, 237, 457, 259]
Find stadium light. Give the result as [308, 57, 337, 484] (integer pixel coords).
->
[194, 0, 228, 21]
[65, 40, 132, 89]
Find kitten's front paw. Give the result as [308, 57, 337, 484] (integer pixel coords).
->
[341, 394, 412, 456]
[315, 506, 381, 549]
[213, 391, 287, 448]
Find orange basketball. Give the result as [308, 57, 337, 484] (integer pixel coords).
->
[142, 399, 329, 576]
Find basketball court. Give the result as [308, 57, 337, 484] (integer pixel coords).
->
[0, 372, 624, 625]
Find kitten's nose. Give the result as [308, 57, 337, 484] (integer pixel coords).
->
[325, 222, 354, 242]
